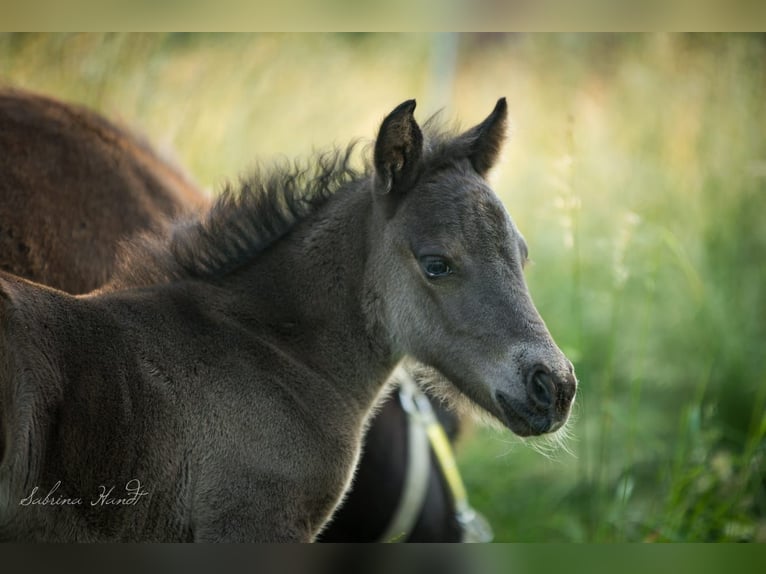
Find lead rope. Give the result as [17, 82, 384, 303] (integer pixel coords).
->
[381, 366, 494, 543]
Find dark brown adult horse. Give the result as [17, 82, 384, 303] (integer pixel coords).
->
[0, 89, 468, 542]
[0, 89, 207, 294]
[0, 95, 577, 541]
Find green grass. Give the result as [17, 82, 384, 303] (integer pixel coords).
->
[2, 33, 764, 542]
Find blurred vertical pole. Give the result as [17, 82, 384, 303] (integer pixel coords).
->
[425, 32, 459, 116]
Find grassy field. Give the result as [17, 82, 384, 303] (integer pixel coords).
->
[2, 33, 764, 542]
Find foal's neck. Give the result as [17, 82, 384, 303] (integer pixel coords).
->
[214, 183, 397, 419]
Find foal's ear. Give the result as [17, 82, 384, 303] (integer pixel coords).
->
[374, 99, 423, 195]
[460, 97, 508, 177]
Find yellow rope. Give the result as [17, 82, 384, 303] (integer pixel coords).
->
[424, 418, 469, 509]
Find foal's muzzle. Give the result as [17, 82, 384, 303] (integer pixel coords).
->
[495, 362, 577, 437]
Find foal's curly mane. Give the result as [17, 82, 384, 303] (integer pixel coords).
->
[109, 144, 364, 287]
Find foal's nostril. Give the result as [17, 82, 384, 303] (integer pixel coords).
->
[527, 368, 555, 410]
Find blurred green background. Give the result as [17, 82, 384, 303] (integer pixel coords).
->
[1, 33, 764, 542]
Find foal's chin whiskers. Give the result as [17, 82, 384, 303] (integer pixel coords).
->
[489, 434, 522, 458]
[523, 412, 578, 461]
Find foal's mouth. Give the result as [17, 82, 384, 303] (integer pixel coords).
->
[494, 391, 558, 437]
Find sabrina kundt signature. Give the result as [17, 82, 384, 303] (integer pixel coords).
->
[19, 480, 149, 507]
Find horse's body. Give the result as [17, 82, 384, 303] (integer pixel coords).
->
[0, 95, 576, 541]
[0, 89, 206, 294]
[0, 90, 462, 542]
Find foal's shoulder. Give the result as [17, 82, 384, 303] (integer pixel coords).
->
[0, 271, 127, 361]
[0, 271, 76, 323]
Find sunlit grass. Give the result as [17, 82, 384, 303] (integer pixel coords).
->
[1, 32, 763, 542]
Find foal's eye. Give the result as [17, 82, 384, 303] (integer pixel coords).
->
[420, 256, 453, 279]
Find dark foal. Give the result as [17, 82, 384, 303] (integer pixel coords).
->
[0, 95, 576, 541]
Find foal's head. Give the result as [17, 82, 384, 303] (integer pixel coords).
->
[368, 99, 576, 436]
